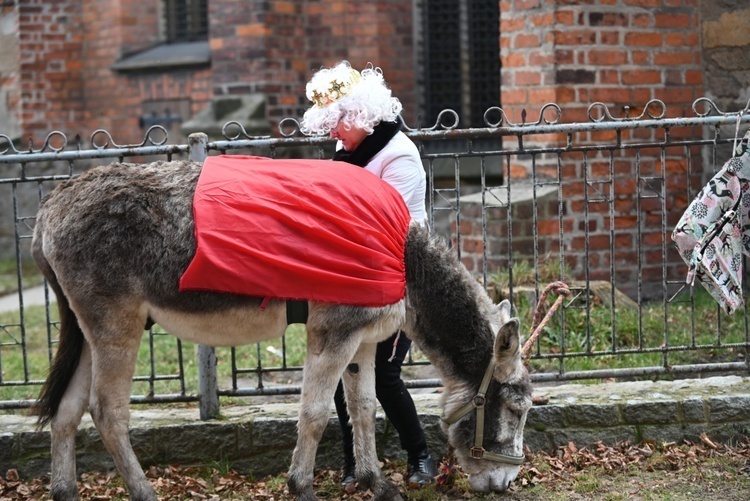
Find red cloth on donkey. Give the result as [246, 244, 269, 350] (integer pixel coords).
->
[179, 155, 411, 307]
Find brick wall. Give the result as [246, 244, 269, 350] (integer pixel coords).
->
[80, 0, 133, 142]
[7, 1, 747, 148]
[300, 0, 417, 124]
[204, 0, 417, 133]
[16, 0, 85, 145]
[501, 0, 703, 135]
[455, 146, 698, 301]
[458, 0, 708, 299]
[118, 0, 160, 56]
[13, 0, 211, 146]
[7, 0, 416, 148]
[209, 0, 276, 97]
[5, 0, 750, 301]
[80, 0, 211, 145]
[0, 4, 21, 141]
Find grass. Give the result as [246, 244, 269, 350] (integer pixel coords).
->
[2, 255, 749, 404]
[0, 301, 310, 403]
[521, 288, 749, 375]
[491, 256, 750, 377]
[0, 258, 44, 296]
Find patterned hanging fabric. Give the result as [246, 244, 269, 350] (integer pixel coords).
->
[672, 131, 750, 314]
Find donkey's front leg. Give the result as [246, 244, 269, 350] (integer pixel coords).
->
[343, 343, 402, 501]
[287, 332, 359, 501]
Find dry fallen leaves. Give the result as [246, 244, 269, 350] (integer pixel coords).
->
[2, 437, 749, 500]
[513, 436, 750, 491]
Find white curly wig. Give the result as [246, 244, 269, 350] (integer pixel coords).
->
[300, 61, 402, 136]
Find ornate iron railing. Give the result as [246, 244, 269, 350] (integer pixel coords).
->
[1, 97, 749, 417]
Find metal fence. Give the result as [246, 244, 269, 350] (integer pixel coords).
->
[2, 98, 750, 417]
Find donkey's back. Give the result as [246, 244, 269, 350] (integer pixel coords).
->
[34, 160, 263, 313]
[36, 161, 196, 307]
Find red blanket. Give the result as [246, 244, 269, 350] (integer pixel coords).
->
[179, 155, 410, 306]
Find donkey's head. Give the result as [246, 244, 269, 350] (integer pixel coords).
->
[441, 300, 532, 492]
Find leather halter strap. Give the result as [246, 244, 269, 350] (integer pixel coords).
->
[441, 358, 525, 466]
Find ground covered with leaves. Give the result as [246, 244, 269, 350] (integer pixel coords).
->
[3, 435, 750, 500]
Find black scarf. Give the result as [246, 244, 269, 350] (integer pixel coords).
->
[332, 121, 401, 167]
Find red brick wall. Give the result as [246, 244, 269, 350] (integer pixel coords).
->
[457, 0, 707, 299]
[501, 0, 703, 143]
[14, 0, 211, 145]
[80, 0, 133, 142]
[79, 0, 211, 145]
[12, 0, 416, 143]
[301, 0, 417, 124]
[17, 0, 85, 145]
[5, 0, 743, 300]
[0, 4, 21, 140]
[260, 1, 308, 124]
[455, 148, 697, 301]
[118, 0, 160, 56]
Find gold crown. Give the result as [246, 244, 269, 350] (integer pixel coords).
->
[309, 69, 363, 107]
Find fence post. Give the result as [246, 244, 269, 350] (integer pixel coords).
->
[188, 133, 220, 420]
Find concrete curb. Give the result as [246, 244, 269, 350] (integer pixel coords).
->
[2, 376, 750, 480]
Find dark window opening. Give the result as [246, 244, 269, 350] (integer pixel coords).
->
[423, 1, 462, 127]
[422, 0, 500, 128]
[164, 0, 208, 43]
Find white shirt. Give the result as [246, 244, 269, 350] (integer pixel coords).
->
[338, 131, 428, 226]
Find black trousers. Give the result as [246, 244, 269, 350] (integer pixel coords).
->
[334, 331, 428, 463]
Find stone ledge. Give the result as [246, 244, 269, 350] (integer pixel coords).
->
[2, 376, 750, 479]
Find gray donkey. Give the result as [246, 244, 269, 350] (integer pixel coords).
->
[32, 160, 532, 501]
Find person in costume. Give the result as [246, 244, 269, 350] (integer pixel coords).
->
[301, 61, 436, 487]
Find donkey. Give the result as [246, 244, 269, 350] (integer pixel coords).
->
[32, 160, 532, 501]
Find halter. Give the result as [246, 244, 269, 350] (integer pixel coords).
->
[441, 358, 525, 465]
[441, 281, 570, 466]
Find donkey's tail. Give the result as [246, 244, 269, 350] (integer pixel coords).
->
[32, 232, 85, 431]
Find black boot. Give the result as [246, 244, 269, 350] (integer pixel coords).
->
[341, 455, 356, 486]
[407, 450, 437, 486]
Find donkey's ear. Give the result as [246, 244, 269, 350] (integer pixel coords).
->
[493, 317, 521, 381]
[495, 299, 512, 323]
[494, 317, 520, 356]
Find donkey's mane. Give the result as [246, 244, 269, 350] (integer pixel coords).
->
[404, 224, 495, 382]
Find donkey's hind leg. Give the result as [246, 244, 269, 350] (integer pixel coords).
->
[343, 343, 402, 501]
[85, 313, 156, 501]
[49, 342, 92, 501]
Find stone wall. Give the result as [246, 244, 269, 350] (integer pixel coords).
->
[700, 1, 750, 114]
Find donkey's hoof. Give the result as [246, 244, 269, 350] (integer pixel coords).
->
[51, 482, 79, 501]
[287, 477, 316, 501]
[293, 490, 317, 501]
[130, 484, 159, 501]
[373, 479, 402, 501]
